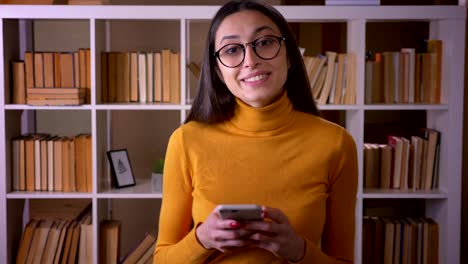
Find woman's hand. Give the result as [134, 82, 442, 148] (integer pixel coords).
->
[245, 207, 305, 262]
[195, 208, 254, 252]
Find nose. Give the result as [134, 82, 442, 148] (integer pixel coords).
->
[243, 45, 260, 68]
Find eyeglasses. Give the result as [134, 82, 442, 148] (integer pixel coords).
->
[214, 35, 286, 68]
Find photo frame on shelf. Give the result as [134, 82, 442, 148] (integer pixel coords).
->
[106, 149, 136, 188]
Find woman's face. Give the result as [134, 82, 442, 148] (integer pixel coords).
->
[214, 10, 288, 108]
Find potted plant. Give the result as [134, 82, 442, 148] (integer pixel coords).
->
[151, 158, 164, 192]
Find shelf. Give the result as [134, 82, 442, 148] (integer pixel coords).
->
[97, 179, 162, 199]
[94, 104, 191, 110]
[6, 191, 93, 199]
[361, 188, 448, 199]
[363, 104, 449, 110]
[5, 104, 92, 110]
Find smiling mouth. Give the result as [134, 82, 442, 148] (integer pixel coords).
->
[242, 73, 270, 83]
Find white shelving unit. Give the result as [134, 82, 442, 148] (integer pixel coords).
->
[0, 4, 465, 264]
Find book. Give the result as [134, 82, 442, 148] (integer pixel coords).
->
[12, 60, 26, 104]
[121, 233, 156, 264]
[100, 220, 121, 264]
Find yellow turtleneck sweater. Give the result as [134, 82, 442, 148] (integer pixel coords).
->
[154, 92, 358, 263]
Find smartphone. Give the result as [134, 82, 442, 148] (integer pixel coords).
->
[216, 204, 263, 221]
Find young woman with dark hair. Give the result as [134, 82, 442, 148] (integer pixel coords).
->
[155, 0, 357, 263]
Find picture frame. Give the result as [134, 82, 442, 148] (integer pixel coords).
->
[106, 149, 136, 188]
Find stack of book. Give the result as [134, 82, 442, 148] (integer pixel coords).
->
[11, 48, 91, 106]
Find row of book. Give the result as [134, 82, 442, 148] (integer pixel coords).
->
[11, 49, 91, 105]
[16, 200, 92, 264]
[100, 220, 155, 264]
[363, 128, 440, 190]
[303, 52, 357, 105]
[365, 40, 442, 104]
[101, 50, 180, 104]
[363, 216, 439, 264]
[11, 133, 92, 193]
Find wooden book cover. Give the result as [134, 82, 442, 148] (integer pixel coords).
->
[312, 65, 327, 100]
[69, 139, 76, 192]
[43, 52, 55, 88]
[85, 135, 92, 192]
[130, 52, 139, 102]
[121, 233, 156, 264]
[381, 218, 395, 264]
[135, 241, 156, 264]
[101, 52, 108, 103]
[60, 220, 77, 264]
[41, 220, 64, 263]
[35, 136, 44, 191]
[372, 217, 384, 264]
[309, 55, 326, 92]
[34, 52, 44, 88]
[59, 52, 75, 88]
[86, 48, 91, 103]
[317, 51, 337, 105]
[372, 53, 383, 103]
[73, 51, 80, 88]
[362, 216, 375, 264]
[54, 52, 62, 88]
[74, 135, 86, 193]
[78, 218, 92, 264]
[24, 52, 35, 89]
[426, 40, 442, 103]
[79, 49, 87, 90]
[115, 52, 125, 102]
[11, 137, 21, 191]
[28, 219, 54, 263]
[61, 137, 71, 192]
[100, 220, 121, 264]
[25, 136, 35, 192]
[421, 128, 440, 190]
[399, 137, 410, 190]
[47, 137, 57, 191]
[19, 136, 26, 191]
[53, 137, 63, 192]
[40, 138, 48, 191]
[123, 52, 131, 103]
[388, 135, 403, 189]
[161, 49, 171, 102]
[29, 199, 91, 221]
[343, 52, 357, 104]
[170, 51, 180, 104]
[16, 218, 40, 264]
[66, 220, 82, 264]
[12, 61, 26, 104]
[379, 144, 392, 189]
[382, 52, 395, 103]
[328, 59, 339, 104]
[107, 52, 117, 103]
[392, 218, 402, 264]
[146, 52, 154, 103]
[333, 53, 346, 104]
[53, 220, 71, 264]
[153, 52, 162, 102]
[138, 52, 147, 103]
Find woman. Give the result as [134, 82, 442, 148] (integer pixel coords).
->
[154, 0, 358, 263]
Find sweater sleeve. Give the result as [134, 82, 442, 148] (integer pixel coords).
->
[291, 129, 358, 264]
[153, 129, 215, 263]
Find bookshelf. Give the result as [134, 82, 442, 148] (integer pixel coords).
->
[0, 4, 465, 264]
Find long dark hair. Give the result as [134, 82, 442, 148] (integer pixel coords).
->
[185, 0, 319, 124]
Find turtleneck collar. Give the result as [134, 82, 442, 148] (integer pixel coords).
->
[228, 91, 294, 133]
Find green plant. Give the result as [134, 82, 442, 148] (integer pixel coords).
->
[152, 158, 165, 174]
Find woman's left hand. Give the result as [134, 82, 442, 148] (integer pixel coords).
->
[245, 206, 305, 262]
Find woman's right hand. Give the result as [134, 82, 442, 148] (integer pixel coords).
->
[195, 208, 253, 252]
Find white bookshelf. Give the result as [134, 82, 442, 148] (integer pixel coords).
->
[0, 4, 465, 264]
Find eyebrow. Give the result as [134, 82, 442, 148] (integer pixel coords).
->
[219, 25, 276, 45]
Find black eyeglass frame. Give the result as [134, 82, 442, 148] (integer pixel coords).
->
[214, 35, 286, 68]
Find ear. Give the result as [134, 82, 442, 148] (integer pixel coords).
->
[215, 66, 225, 83]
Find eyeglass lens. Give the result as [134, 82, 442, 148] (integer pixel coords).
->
[216, 36, 283, 68]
